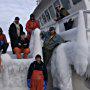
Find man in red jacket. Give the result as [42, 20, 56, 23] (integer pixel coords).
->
[26, 14, 40, 39]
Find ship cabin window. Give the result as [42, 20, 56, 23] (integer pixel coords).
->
[45, 9, 51, 21]
[42, 13, 47, 23]
[49, 5, 56, 19]
[60, 0, 71, 10]
[39, 17, 44, 26]
[38, 19, 42, 27]
[72, 0, 82, 5]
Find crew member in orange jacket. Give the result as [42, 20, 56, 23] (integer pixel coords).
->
[27, 54, 48, 90]
[26, 14, 40, 39]
[0, 27, 9, 54]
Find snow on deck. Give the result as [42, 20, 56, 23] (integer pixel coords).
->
[0, 53, 34, 89]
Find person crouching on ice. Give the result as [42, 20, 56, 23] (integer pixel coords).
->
[0, 27, 9, 54]
[14, 32, 30, 59]
[27, 54, 48, 90]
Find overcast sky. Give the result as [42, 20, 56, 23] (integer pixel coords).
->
[0, 0, 37, 50]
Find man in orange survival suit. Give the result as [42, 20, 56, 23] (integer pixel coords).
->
[26, 14, 40, 39]
[27, 54, 48, 90]
[14, 32, 30, 59]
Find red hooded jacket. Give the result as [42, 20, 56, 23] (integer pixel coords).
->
[26, 20, 40, 33]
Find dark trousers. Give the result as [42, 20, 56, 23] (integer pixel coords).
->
[11, 41, 17, 54]
[42, 47, 53, 65]
[0, 43, 9, 53]
[11, 42, 15, 54]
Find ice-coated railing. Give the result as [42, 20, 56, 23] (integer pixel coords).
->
[50, 10, 88, 90]
[41, 10, 90, 32]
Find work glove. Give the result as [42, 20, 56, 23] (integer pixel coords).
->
[0, 41, 4, 46]
[44, 81, 47, 90]
[27, 79, 31, 88]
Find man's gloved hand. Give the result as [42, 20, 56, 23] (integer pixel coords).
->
[18, 43, 21, 46]
[27, 79, 31, 88]
[65, 40, 71, 43]
[27, 29, 32, 35]
[44, 81, 47, 90]
[0, 41, 4, 46]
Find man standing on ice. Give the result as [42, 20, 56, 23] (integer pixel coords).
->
[26, 14, 40, 40]
[41, 27, 65, 65]
[9, 17, 23, 54]
[27, 54, 48, 90]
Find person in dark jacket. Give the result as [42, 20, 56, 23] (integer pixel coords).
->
[54, 5, 74, 30]
[0, 27, 9, 54]
[27, 54, 48, 90]
[41, 27, 65, 65]
[14, 32, 30, 59]
[54, 5, 70, 21]
[9, 17, 23, 54]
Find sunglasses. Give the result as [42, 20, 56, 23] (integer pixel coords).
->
[56, 5, 60, 7]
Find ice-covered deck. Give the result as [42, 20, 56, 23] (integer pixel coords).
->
[0, 54, 33, 90]
[0, 28, 43, 90]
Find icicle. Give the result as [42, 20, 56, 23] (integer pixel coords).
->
[30, 28, 43, 60]
[51, 44, 73, 90]
[74, 10, 88, 76]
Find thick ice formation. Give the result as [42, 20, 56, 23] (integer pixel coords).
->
[0, 54, 34, 90]
[30, 28, 43, 59]
[51, 44, 73, 90]
[61, 11, 88, 76]
[51, 11, 88, 90]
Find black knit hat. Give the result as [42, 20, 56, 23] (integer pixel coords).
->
[0, 27, 3, 32]
[30, 14, 35, 18]
[35, 54, 42, 59]
[15, 17, 20, 20]
[49, 27, 55, 31]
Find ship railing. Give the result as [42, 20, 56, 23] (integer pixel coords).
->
[41, 10, 90, 33]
